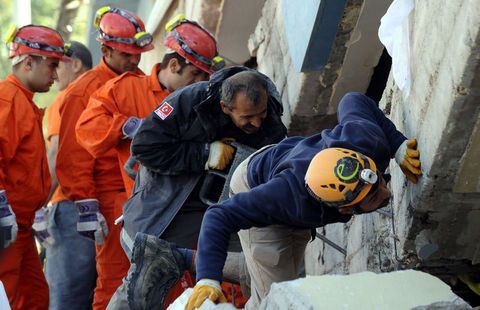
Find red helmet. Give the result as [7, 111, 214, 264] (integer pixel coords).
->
[5, 24, 69, 60]
[164, 14, 225, 74]
[94, 6, 154, 54]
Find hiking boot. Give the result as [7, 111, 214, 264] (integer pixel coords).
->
[126, 232, 186, 310]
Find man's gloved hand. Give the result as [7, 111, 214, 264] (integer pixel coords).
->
[186, 279, 227, 310]
[75, 199, 109, 244]
[395, 138, 422, 184]
[0, 190, 17, 249]
[205, 141, 235, 170]
[32, 206, 55, 248]
[122, 116, 144, 139]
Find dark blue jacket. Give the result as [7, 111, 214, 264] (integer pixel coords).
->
[120, 67, 287, 256]
[196, 92, 407, 281]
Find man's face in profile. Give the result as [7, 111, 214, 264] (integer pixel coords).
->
[336, 176, 391, 215]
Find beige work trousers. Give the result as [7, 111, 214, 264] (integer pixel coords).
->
[230, 148, 311, 309]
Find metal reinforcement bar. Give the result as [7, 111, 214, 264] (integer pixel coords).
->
[316, 232, 347, 256]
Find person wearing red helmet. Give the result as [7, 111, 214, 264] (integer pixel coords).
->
[74, 13, 225, 308]
[52, 6, 152, 309]
[0, 24, 69, 309]
[77, 13, 225, 197]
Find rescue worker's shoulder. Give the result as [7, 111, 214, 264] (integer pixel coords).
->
[0, 83, 19, 103]
[0, 82, 28, 108]
[63, 69, 111, 97]
[0, 84, 35, 124]
[109, 71, 147, 89]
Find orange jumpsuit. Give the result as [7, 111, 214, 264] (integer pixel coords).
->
[46, 94, 67, 203]
[56, 59, 140, 309]
[0, 74, 51, 309]
[76, 63, 170, 197]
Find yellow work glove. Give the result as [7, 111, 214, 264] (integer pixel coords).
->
[186, 279, 227, 310]
[395, 138, 422, 184]
[205, 141, 235, 170]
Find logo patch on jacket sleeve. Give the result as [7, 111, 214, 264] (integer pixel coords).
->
[154, 102, 174, 120]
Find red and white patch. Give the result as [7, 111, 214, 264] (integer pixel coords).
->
[154, 102, 174, 120]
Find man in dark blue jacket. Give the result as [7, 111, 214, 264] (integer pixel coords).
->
[186, 92, 422, 309]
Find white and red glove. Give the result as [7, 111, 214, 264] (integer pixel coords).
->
[32, 206, 55, 248]
[122, 116, 144, 139]
[0, 190, 17, 249]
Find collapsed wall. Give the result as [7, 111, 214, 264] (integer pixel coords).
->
[252, 0, 480, 283]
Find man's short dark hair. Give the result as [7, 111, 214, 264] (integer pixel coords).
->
[67, 41, 93, 69]
[220, 71, 268, 108]
[160, 52, 189, 74]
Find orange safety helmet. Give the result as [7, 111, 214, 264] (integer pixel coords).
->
[305, 148, 379, 207]
[164, 14, 225, 74]
[94, 6, 154, 54]
[5, 24, 70, 60]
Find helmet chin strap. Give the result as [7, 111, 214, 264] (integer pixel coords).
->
[11, 54, 28, 66]
[342, 154, 378, 205]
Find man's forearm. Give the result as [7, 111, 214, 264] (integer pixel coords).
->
[46, 136, 59, 204]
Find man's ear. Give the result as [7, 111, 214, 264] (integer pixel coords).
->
[24, 55, 34, 71]
[71, 58, 83, 73]
[100, 45, 110, 58]
[168, 58, 179, 74]
[220, 100, 231, 115]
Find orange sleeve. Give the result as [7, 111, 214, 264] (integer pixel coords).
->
[0, 98, 21, 190]
[76, 82, 128, 158]
[46, 95, 61, 141]
[56, 93, 96, 200]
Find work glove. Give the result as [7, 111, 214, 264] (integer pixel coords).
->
[0, 190, 17, 249]
[122, 116, 144, 139]
[205, 141, 235, 170]
[75, 199, 109, 244]
[32, 206, 55, 248]
[186, 279, 227, 310]
[395, 138, 422, 184]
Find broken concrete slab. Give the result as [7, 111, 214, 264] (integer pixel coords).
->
[260, 270, 471, 309]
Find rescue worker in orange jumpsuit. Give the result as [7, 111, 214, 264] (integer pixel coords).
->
[75, 15, 225, 309]
[76, 15, 225, 197]
[0, 24, 69, 310]
[29, 41, 95, 309]
[45, 41, 92, 205]
[54, 7, 153, 309]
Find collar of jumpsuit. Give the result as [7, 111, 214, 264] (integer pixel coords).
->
[7, 74, 34, 101]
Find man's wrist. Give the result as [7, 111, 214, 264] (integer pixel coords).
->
[394, 139, 408, 164]
[196, 278, 221, 290]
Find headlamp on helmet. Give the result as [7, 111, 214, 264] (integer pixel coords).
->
[165, 13, 187, 31]
[133, 32, 153, 47]
[211, 56, 226, 71]
[63, 42, 73, 57]
[4, 24, 18, 44]
[94, 6, 112, 28]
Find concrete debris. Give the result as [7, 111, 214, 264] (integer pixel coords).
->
[260, 270, 471, 309]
